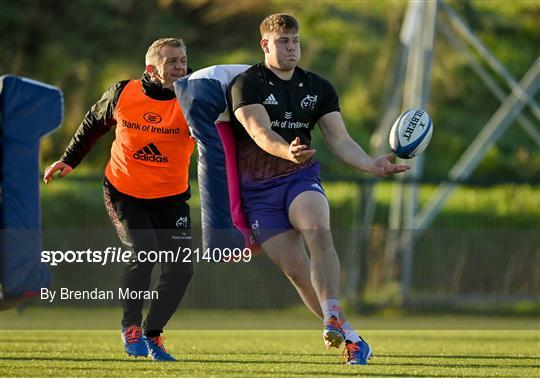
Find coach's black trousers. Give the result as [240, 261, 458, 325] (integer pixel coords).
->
[103, 178, 193, 336]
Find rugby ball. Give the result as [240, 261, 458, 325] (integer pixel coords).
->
[389, 108, 433, 159]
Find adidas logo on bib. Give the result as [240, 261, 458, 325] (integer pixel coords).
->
[133, 142, 168, 163]
[263, 94, 278, 105]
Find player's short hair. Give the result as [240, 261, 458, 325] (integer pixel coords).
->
[145, 38, 186, 66]
[260, 13, 299, 37]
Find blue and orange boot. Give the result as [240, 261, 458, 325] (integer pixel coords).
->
[121, 325, 148, 357]
[323, 315, 345, 349]
[143, 335, 176, 361]
[344, 338, 373, 365]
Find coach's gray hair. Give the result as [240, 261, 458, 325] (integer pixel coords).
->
[145, 38, 186, 67]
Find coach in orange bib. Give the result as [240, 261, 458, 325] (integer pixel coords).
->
[44, 38, 195, 362]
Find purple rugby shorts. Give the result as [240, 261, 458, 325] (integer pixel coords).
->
[240, 162, 326, 244]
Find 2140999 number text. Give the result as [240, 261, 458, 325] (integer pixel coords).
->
[182, 248, 252, 263]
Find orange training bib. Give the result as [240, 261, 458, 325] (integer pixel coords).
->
[105, 80, 195, 198]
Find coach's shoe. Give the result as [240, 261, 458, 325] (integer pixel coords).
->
[143, 335, 176, 361]
[323, 316, 345, 349]
[344, 339, 372, 365]
[121, 325, 148, 357]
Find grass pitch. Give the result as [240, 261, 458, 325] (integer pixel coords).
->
[1, 310, 538, 377]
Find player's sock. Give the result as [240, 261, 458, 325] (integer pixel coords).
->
[341, 319, 361, 343]
[320, 299, 340, 321]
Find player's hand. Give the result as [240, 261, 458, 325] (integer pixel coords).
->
[43, 160, 73, 184]
[288, 137, 316, 163]
[368, 153, 409, 178]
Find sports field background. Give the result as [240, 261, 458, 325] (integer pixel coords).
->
[3, 2, 539, 377]
[1, 308, 538, 377]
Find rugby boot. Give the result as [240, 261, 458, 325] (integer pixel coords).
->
[143, 335, 176, 361]
[323, 315, 345, 349]
[121, 325, 148, 357]
[344, 338, 373, 365]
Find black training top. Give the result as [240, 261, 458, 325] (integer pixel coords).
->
[229, 63, 340, 184]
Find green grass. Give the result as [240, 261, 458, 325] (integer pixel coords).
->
[1, 329, 538, 377]
[1, 309, 539, 377]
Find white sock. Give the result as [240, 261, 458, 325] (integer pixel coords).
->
[341, 320, 361, 343]
[320, 299, 340, 322]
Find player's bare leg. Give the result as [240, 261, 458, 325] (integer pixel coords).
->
[288, 191, 344, 348]
[262, 229, 322, 318]
[261, 221, 372, 360]
[288, 191, 339, 300]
